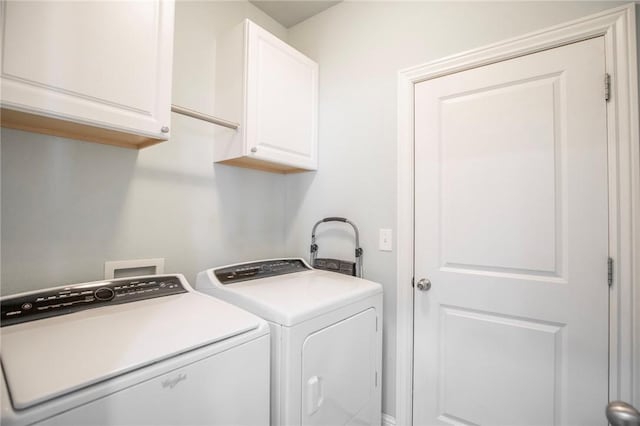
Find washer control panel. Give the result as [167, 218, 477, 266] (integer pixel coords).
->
[1, 276, 186, 326]
[215, 259, 310, 284]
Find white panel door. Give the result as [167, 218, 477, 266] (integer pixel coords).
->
[413, 37, 608, 426]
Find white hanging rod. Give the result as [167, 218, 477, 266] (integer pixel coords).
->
[171, 104, 239, 130]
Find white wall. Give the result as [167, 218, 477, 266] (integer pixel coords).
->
[0, 1, 289, 294]
[284, 1, 627, 417]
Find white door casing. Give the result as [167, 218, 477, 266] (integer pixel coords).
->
[414, 37, 607, 425]
[396, 4, 639, 426]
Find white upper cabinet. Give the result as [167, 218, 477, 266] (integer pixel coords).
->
[215, 20, 318, 173]
[0, 1, 174, 149]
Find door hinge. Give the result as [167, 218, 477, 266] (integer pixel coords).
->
[605, 74, 611, 102]
[375, 371, 378, 387]
[608, 257, 613, 287]
[411, 277, 415, 288]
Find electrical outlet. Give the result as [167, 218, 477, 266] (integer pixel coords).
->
[379, 229, 392, 251]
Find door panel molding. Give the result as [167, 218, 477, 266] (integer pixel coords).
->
[437, 305, 565, 426]
[396, 4, 639, 425]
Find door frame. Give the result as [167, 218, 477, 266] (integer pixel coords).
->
[396, 4, 639, 425]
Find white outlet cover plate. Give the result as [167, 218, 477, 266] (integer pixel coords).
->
[379, 229, 392, 252]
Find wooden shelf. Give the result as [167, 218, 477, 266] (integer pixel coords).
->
[0, 108, 165, 150]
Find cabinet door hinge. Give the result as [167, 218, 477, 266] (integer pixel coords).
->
[605, 74, 611, 102]
[608, 257, 613, 287]
[411, 277, 415, 288]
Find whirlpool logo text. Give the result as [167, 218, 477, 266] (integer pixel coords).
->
[161, 373, 187, 389]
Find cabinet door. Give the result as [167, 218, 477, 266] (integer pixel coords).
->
[245, 22, 318, 170]
[0, 1, 174, 145]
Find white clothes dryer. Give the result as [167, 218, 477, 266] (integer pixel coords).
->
[0, 274, 270, 426]
[196, 258, 383, 426]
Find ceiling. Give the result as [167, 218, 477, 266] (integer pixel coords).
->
[249, 1, 342, 28]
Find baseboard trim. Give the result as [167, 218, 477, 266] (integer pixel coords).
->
[382, 413, 397, 426]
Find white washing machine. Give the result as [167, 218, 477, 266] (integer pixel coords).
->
[196, 258, 383, 426]
[0, 274, 270, 426]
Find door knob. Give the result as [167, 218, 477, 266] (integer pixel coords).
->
[416, 278, 431, 291]
[606, 401, 640, 426]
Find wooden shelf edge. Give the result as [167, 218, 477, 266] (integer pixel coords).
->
[0, 108, 166, 149]
[217, 156, 313, 174]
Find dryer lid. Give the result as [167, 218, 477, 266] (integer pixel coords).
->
[1, 292, 262, 409]
[201, 268, 382, 326]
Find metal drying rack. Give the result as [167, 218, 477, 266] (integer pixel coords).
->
[310, 217, 363, 278]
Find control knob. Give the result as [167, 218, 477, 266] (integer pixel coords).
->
[261, 264, 272, 272]
[94, 287, 115, 301]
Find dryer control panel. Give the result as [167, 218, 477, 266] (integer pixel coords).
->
[1, 276, 186, 326]
[215, 259, 310, 284]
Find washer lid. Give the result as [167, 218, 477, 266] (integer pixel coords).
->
[202, 269, 382, 326]
[1, 292, 262, 410]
